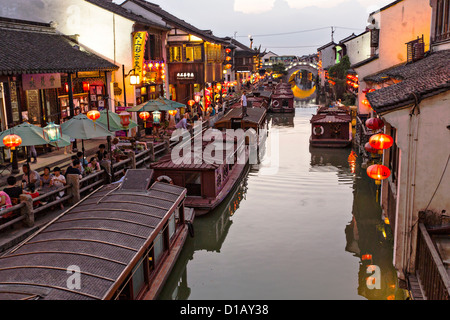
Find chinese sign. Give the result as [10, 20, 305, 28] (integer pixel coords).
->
[176, 72, 196, 80]
[22, 73, 61, 91]
[133, 32, 147, 81]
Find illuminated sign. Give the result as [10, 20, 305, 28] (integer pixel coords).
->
[176, 72, 196, 80]
[133, 32, 147, 81]
[22, 73, 61, 91]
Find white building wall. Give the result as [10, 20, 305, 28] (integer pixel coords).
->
[343, 31, 372, 66]
[381, 91, 450, 279]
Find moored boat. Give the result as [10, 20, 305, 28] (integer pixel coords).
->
[309, 105, 352, 148]
[151, 133, 249, 216]
[0, 169, 193, 300]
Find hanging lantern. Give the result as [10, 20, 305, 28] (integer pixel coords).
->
[367, 164, 391, 185]
[225, 64, 232, 70]
[3, 134, 22, 150]
[82, 82, 90, 92]
[225, 48, 231, 54]
[369, 133, 393, 152]
[64, 82, 69, 93]
[168, 110, 178, 116]
[194, 95, 201, 103]
[188, 100, 196, 107]
[361, 254, 373, 261]
[43, 122, 62, 143]
[365, 142, 379, 154]
[216, 83, 222, 91]
[139, 111, 150, 122]
[365, 118, 384, 131]
[152, 111, 161, 124]
[87, 110, 101, 122]
[119, 111, 131, 128]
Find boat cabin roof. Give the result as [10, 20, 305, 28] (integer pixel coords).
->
[215, 107, 267, 127]
[152, 139, 242, 171]
[311, 113, 352, 124]
[0, 170, 186, 300]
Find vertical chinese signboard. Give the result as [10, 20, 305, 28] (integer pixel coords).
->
[133, 32, 147, 81]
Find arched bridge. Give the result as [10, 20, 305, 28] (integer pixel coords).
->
[284, 62, 319, 101]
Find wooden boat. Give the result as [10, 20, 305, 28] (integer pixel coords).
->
[151, 134, 249, 216]
[270, 83, 295, 113]
[0, 169, 194, 300]
[309, 105, 352, 148]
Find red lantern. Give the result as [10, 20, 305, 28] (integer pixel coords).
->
[139, 111, 150, 122]
[226, 48, 231, 54]
[369, 133, 393, 151]
[188, 100, 196, 107]
[367, 164, 391, 185]
[3, 134, 22, 150]
[119, 111, 131, 128]
[82, 82, 90, 92]
[365, 118, 384, 131]
[64, 82, 69, 93]
[87, 110, 100, 122]
[365, 142, 379, 154]
[362, 254, 373, 261]
[168, 110, 178, 116]
[194, 95, 201, 103]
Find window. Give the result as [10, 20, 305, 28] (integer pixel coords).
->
[434, 0, 450, 42]
[153, 232, 165, 265]
[388, 127, 399, 185]
[132, 258, 146, 298]
[169, 46, 182, 62]
[168, 213, 176, 239]
[186, 47, 194, 62]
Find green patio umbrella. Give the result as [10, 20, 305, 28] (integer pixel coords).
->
[96, 110, 138, 132]
[0, 122, 71, 186]
[126, 99, 169, 112]
[157, 97, 186, 109]
[0, 122, 71, 148]
[61, 114, 114, 161]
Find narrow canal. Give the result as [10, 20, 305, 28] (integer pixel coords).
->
[158, 104, 406, 300]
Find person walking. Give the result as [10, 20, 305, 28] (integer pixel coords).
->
[241, 90, 248, 118]
[28, 145, 37, 163]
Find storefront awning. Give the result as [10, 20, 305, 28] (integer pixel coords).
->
[0, 23, 119, 76]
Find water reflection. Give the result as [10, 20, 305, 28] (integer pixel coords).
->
[158, 172, 250, 300]
[158, 111, 404, 300]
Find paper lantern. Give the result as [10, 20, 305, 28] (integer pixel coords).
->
[188, 100, 196, 107]
[3, 134, 22, 150]
[194, 95, 201, 103]
[87, 110, 101, 122]
[119, 112, 131, 128]
[139, 111, 150, 122]
[369, 133, 393, 151]
[130, 74, 140, 85]
[43, 122, 62, 143]
[365, 118, 384, 131]
[365, 142, 379, 154]
[168, 110, 178, 116]
[82, 82, 90, 92]
[367, 164, 391, 185]
[152, 111, 161, 124]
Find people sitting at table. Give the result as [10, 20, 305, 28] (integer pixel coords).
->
[3, 176, 22, 205]
[65, 159, 83, 180]
[87, 157, 101, 172]
[40, 166, 54, 193]
[22, 164, 40, 191]
[96, 144, 109, 162]
[50, 167, 66, 210]
[77, 151, 88, 169]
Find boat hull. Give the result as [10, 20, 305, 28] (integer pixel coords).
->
[309, 136, 352, 148]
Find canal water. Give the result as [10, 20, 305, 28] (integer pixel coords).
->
[158, 105, 405, 300]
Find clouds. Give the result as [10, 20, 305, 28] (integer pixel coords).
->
[232, 0, 394, 14]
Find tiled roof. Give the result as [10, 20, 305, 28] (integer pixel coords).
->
[317, 42, 336, 52]
[125, 0, 228, 44]
[0, 21, 118, 75]
[366, 50, 450, 113]
[351, 55, 379, 69]
[85, 0, 169, 30]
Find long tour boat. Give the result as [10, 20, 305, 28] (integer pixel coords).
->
[151, 132, 249, 216]
[309, 105, 353, 148]
[270, 83, 295, 113]
[0, 169, 194, 300]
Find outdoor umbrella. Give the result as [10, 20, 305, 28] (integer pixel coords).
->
[61, 114, 114, 161]
[96, 110, 138, 132]
[126, 99, 168, 112]
[156, 97, 186, 110]
[0, 122, 71, 186]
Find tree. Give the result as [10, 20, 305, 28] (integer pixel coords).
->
[328, 55, 351, 101]
[268, 62, 287, 75]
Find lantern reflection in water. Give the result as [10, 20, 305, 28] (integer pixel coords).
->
[348, 150, 357, 174]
